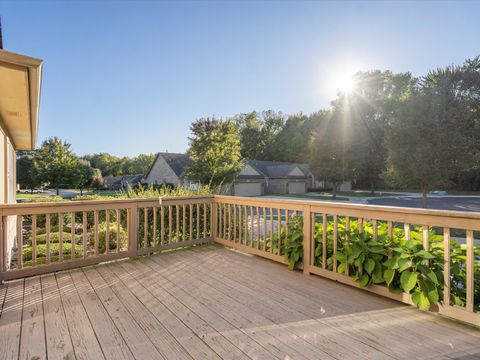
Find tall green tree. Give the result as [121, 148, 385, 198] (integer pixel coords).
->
[16, 152, 41, 193]
[35, 137, 79, 195]
[384, 61, 477, 207]
[72, 159, 95, 195]
[309, 110, 349, 198]
[185, 118, 243, 185]
[233, 110, 284, 160]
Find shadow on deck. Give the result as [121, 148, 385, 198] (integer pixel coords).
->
[0, 245, 479, 360]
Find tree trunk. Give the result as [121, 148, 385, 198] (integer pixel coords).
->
[421, 186, 428, 208]
[370, 182, 375, 196]
[80, 188, 83, 196]
[332, 184, 337, 199]
[56, 186, 60, 196]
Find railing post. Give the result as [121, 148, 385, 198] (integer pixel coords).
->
[302, 205, 312, 275]
[211, 198, 217, 242]
[128, 202, 139, 258]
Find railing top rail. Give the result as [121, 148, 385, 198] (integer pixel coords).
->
[0, 195, 214, 210]
[213, 195, 480, 221]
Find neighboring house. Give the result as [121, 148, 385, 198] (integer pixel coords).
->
[233, 160, 315, 197]
[0, 49, 43, 268]
[143, 152, 193, 186]
[313, 179, 352, 192]
[103, 174, 144, 190]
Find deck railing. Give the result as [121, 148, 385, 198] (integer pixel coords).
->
[0, 196, 213, 281]
[0, 194, 478, 326]
[213, 195, 480, 327]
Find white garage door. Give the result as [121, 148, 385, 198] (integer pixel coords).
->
[234, 182, 262, 197]
[288, 182, 306, 194]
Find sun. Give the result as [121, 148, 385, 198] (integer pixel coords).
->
[336, 74, 356, 94]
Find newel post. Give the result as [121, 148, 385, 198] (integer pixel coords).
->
[302, 205, 312, 275]
[128, 202, 139, 258]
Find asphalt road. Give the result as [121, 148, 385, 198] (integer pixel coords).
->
[367, 196, 480, 212]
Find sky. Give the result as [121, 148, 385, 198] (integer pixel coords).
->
[1, 0, 479, 157]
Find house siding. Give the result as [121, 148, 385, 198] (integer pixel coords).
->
[144, 155, 181, 185]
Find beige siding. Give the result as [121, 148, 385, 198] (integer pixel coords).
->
[234, 182, 262, 197]
[144, 155, 181, 186]
[288, 182, 306, 194]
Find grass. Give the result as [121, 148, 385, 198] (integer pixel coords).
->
[16, 193, 47, 199]
[265, 193, 350, 201]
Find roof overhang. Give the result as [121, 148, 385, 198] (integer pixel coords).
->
[0, 49, 42, 150]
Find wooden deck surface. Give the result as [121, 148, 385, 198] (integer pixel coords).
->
[0, 245, 479, 360]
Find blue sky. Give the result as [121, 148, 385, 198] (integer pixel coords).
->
[1, 1, 479, 156]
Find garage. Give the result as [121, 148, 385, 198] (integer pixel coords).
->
[288, 182, 306, 194]
[234, 182, 262, 197]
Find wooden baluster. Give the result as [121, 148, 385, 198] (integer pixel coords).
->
[144, 208, 148, 248]
[224, 204, 228, 240]
[238, 205, 242, 244]
[59, 213, 63, 262]
[263, 207, 267, 251]
[372, 219, 378, 241]
[270, 208, 273, 253]
[203, 203, 207, 238]
[358, 217, 363, 275]
[189, 204, 193, 241]
[257, 207, 261, 249]
[105, 210, 109, 254]
[94, 211, 99, 256]
[153, 206, 157, 246]
[116, 209, 121, 253]
[250, 206, 254, 247]
[345, 216, 350, 276]
[244, 206, 248, 245]
[322, 213, 327, 269]
[168, 205, 173, 243]
[46, 214, 51, 264]
[31, 215, 37, 267]
[333, 215, 338, 272]
[422, 225, 429, 266]
[196, 204, 200, 240]
[285, 210, 289, 246]
[227, 204, 231, 241]
[176, 205, 180, 242]
[233, 205, 237, 243]
[16, 215, 23, 269]
[466, 230, 474, 312]
[83, 211, 87, 259]
[71, 212, 76, 260]
[277, 208, 282, 256]
[182, 205, 186, 242]
[218, 204, 222, 238]
[404, 223, 411, 240]
[387, 221, 393, 258]
[160, 206, 165, 245]
[310, 212, 315, 268]
[443, 227, 450, 307]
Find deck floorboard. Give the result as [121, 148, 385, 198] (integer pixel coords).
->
[1, 245, 479, 360]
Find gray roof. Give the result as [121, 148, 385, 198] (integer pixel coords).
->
[145, 152, 192, 179]
[245, 160, 310, 179]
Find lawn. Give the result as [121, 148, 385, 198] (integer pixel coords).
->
[318, 190, 405, 197]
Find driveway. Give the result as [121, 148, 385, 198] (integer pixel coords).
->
[367, 196, 480, 212]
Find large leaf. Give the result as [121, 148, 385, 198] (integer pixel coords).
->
[384, 269, 395, 286]
[419, 278, 439, 304]
[398, 258, 412, 272]
[384, 257, 399, 270]
[359, 274, 370, 288]
[364, 258, 375, 275]
[414, 250, 435, 259]
[412, 290, 431, 310]
[400, 271, 418, 293]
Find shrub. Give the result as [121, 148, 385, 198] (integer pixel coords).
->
[97, 222, 128, 254]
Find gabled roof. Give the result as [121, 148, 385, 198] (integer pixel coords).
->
[243, 160, 310, 179]
[144, 152, 192, 179]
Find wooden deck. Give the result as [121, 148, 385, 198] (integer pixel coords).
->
[0, 245, 479, 360]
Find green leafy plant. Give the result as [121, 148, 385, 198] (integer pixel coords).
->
[283, 216, 303, 270]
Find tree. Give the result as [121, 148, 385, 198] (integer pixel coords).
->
[91, 168, 104, 190]
[35, 137, 79, 195]
[336, 70, 416, 194]
[233, 110, 284, 160]
[16, 152, 41, 192]
[309, 110, 349, 198]
[73, 159, 94, 195]
[384, 63, 476, 207]
[267, 113, 317, 163]
[185, 118, 243, 185]
[83, 153, 123, 176]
